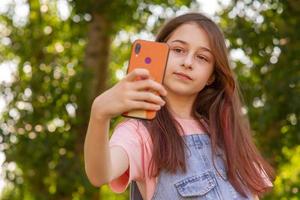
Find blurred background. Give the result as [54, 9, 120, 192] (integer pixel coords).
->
[0, 0, 299, 199]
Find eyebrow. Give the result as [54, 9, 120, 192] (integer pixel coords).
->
[170, 39, 212, 54]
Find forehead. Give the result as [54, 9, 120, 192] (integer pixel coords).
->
[166, 22, 211, 50]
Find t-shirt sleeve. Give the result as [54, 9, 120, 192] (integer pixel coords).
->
[108, 120, 144, 193]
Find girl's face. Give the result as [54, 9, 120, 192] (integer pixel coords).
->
[163, 22, 215, 98]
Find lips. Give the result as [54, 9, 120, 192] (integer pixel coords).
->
[173, 72, 193, 80]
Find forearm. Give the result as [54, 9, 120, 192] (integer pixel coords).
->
[84, 114, 112, 186]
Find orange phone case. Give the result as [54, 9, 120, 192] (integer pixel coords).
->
[122, 39, 169, 120]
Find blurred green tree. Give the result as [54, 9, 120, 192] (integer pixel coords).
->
[220, 0, 300, 199]
[0, 0, 193, 199]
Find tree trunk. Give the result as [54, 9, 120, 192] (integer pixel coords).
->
[79, 12, 112, 200]
[84, 12, 111, 103]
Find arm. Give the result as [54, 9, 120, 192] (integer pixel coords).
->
[84, 68, 167, 187]
[84, 114, 129, 186]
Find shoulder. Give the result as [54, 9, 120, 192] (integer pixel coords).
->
[112, 119, 151, 142]
[115, 119, 147, 132]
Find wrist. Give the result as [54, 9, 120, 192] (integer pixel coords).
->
[91, 97, 112, 121]
[90, 110, 111, 122]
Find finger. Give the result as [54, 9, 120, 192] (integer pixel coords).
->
[128, 100, 162, 111]
[125, 68, 150, 82]
[131, 79, 167, 96]
[130, 91, 165, 106]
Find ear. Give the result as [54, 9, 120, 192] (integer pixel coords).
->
[206, 74, 215, 86]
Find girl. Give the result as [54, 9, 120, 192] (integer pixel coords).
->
[84, 13, 274, 200]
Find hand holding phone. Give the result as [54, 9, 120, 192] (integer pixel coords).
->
[122, 39, 169, 120]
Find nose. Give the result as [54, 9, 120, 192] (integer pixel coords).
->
[182, 53, 193, 69]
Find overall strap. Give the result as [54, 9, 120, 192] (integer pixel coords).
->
[130, 181, 143, 200]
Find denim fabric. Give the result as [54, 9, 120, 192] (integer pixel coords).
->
[130, 134, 254, 200]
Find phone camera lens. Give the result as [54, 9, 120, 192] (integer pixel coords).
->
[145, 57, 151, 64]
[135, 43, 141, 54]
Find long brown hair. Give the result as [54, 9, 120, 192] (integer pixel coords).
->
[140, 12, 274, 197]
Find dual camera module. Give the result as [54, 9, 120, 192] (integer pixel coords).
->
[135, 43, 151, 64]
[135, 43, 141, 54]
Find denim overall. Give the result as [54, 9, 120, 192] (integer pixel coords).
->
[130, 134, 254, 200]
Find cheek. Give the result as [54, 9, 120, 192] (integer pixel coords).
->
[166, 55, 181, 72]
[193, 66, 214, 84]
[165, 60, 175, 75]
[197, 62, 214, 77]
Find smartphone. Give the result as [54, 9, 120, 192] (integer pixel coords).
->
[122, 39, 170, 120]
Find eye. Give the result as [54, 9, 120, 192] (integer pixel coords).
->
[172, 47, 185, 54]
[196, 55, 208, 62]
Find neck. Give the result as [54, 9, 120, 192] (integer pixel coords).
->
[165, 91, 197, 120]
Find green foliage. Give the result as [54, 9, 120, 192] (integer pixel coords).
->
[273, 146, 300, 199]
[0, 0, 94, 198]
[220, 0, 300, 199]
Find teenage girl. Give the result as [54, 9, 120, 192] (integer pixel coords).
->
[84, 12, 274, 200]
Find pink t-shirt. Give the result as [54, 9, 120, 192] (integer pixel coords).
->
[108, 117, 206, 200]
[108, 117, 273, 200]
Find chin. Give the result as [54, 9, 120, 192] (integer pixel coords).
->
[166, 86, 196, 96]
